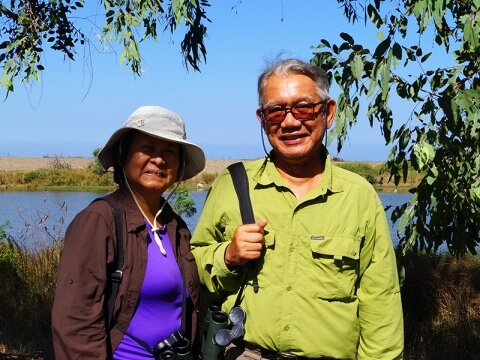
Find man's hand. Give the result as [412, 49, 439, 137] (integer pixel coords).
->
[224, 219, 268, 267]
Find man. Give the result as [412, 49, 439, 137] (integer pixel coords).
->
[191, 58, 403, 359]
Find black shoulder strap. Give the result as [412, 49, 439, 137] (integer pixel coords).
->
[227, 162, 255, 224]
[227, 162, 259, 296]
[90, 197, 124, 331]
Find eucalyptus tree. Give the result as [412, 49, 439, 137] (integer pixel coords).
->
[0, 0, 210, 95]
[3, 0, 479, 256]
[312, 0, 480, 257]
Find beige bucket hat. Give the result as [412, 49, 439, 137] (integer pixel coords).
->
[97, 106, 205, 180]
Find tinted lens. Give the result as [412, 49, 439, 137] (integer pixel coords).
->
[264, 107, 285, 123]
[292, 104, 315, 119]
[263, 102, 321, 123]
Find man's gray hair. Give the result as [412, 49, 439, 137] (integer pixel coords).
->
[257, 58, 330, 106]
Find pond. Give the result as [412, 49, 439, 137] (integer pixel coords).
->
[0, 191, 412, 245]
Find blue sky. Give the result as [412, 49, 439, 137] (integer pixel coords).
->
[0, 1, 441, 161]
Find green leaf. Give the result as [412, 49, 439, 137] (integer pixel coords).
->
[471, 187, 480, 201]
[367, 62, 379, 97]
[351, 55, 364, 80]
[340, 32, 354, 45]
[413, 141, 435, 170]
[367, 3, 383, 28]
[380, 61, 390, 100]
[399, 126, 410, 151]
[392, 42, 402, 62]
[420, 52, 432, 62]
[373, 38, 391, 59]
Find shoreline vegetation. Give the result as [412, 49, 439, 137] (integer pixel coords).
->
[2, 157, 479, 359]
[0, 156, 419, 192]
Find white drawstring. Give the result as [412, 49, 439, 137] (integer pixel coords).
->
[122, 168, 183, 256]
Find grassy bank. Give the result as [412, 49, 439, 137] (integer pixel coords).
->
[0, 168, 218, 192]
[0, 159, 421, 192]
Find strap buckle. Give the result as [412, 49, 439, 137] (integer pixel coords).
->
[276, 352, 298, 360]
[111, 269, 123, 283]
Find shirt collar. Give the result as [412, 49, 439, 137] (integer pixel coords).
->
[253, 147, 344, 196]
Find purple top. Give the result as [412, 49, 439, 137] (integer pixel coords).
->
[113, 222, 184, 359]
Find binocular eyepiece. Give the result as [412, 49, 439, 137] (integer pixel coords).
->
[200, 302, 246, 359]
[153, 330, 193, 360]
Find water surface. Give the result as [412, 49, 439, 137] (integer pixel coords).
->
[0, 191, 410, 244]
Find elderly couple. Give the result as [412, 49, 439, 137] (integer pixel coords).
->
[51, 58, 404, 360]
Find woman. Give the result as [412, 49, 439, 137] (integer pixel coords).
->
[51, 106, 206, 359]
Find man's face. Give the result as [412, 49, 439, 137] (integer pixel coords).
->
[256, 74, 335, 166]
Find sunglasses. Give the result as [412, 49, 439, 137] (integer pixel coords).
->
[260, 101, 327, 124]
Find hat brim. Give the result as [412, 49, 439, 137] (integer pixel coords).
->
[97, 127, 205, 181]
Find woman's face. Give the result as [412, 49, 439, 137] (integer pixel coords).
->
[123, 132, 180, 197]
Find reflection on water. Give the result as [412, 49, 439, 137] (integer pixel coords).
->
[380, 192, 413, 244]
[0, 191, 209, 242]
[0, 191, 109, 244]
[0, 191, 410, 244]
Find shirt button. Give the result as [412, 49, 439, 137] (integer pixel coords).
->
[284, 326, 289, 331]
[286, 286, 292, 291]
[68, 279, 73, 285]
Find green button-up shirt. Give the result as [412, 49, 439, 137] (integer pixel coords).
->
[191, 154, 403, 359]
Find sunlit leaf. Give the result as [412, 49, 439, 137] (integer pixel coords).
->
[351, 56, 364, 80]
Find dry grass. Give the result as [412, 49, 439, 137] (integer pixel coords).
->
[0, 157, 253, 190]
[402, 253, 480, 359]
[0, 157, 93, 171]
[0, 157, 250, 174]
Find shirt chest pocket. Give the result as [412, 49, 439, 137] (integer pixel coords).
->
[304, 235, 361, 301]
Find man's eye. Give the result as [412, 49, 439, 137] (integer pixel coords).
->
[265, 107, 283, 115]
[294, 104, 312, 110]
[293, 104, 314, 114]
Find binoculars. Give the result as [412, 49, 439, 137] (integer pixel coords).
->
[200, 302, 246, 359]
[153, 330, 193, 360]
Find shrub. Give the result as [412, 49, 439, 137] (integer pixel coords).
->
[24, 171, 46, 183]
[336, 162, 378, 184]
[170, 186, 197, 218]
[0, 222, 19, 275]
[87, 148, 107, 176]
[48, 156, 72, 170]
[9, 169, 115, 188]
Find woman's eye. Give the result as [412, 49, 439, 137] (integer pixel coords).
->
[142, 145, 155, 152]
[163, 149, 178, 157]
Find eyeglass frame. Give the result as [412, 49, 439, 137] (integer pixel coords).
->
[259, 100, 328, 124]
